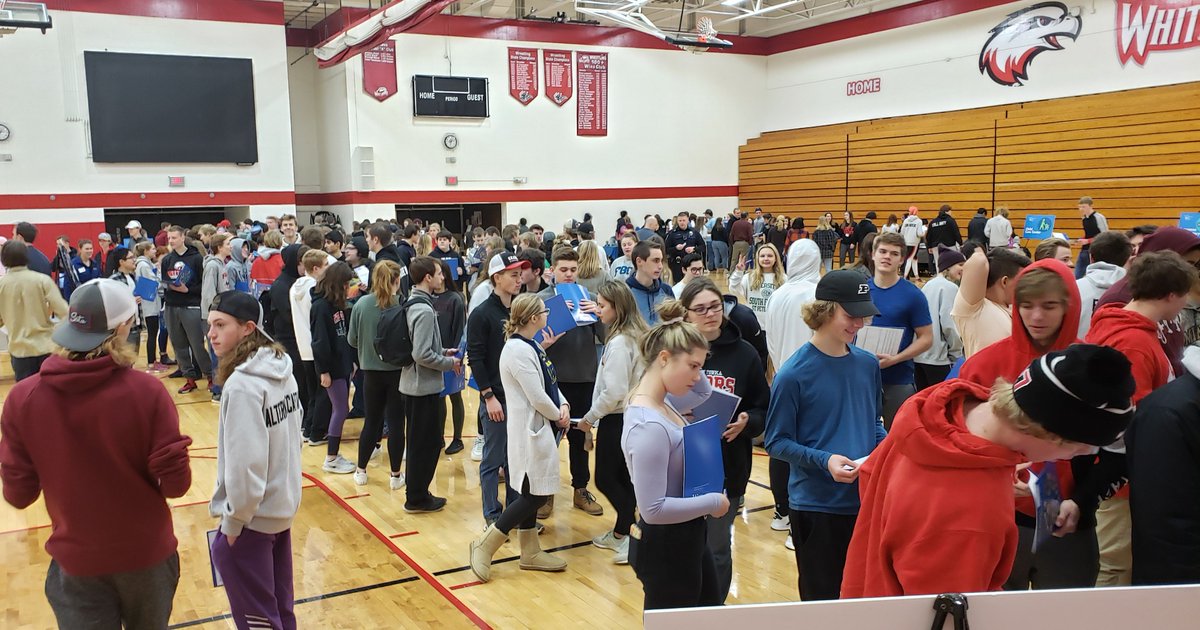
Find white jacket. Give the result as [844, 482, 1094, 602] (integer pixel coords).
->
[584, 332, 641, 425]
[499, 338, 564, 496]
[915, 275, 962, 366]
[1076, 261, 1127, 338]
[290, 275, 317, 361]
[984, 216, 1013, 248]
[901, 216, 925, 247]
[764, 240, 821, 368]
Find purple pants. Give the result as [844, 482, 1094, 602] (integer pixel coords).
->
[211, 529, 296, 630]
[326, 378, 350, 439]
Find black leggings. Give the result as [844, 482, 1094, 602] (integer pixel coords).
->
[144, 315, 161, 365]
[558, 381, 594, 489]
[629, 517, 719, 610]
[769, 457, 790, 515]
[594, 414, 636, 536]
[495, 478, 547, 534]
[357, 370, 406, 471]
[444, 391, 465, 441]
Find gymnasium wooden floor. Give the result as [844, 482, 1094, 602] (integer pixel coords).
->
[0, 275, 802, 629]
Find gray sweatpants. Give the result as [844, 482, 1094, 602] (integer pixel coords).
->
[45, 553, 179, 630]
[166, 305, 211, 379]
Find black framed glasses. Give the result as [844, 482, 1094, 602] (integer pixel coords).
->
[687, 304, 723, 316]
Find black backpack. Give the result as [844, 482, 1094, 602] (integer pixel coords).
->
[375, 294, 432, 367]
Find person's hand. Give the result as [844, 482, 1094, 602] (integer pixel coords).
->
[827, 455, 860, 483]
[676, 243, 685, 250]
[540, 332, 564, 350]
[135, 296, 143, 304]
[578, 419, 593, 433]
[450, 357, 463, 374]
[1013, 462, 1033, 498]
[563, 300, 575, 311]
[320, 373, 331, 388]
[557, 404, 570, 428]
[1054, 499, 1080, 537]
[226, 534, 238, 547]
[579, 299, 600, 315]
[709, 493, 731, 518]
[735, 255, 747, 272]
[485, 396, 505, 422]
[877, 353, 898, 369]
[444, 348, 459, 356]
[685, 246, 695, 254]
[170, 283, 188, 293]
[723, 412, 749, 442]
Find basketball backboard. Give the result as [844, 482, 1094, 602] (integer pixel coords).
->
[0, 1, 53, 37]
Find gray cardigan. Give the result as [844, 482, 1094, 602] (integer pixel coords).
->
[400, 288, 457, 396]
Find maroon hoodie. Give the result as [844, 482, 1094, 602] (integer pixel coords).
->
[0, 354, 192, 576]
[1098, 226, 1200, 375]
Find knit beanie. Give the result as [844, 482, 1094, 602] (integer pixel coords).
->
[1011, 344, 1134, 447]
[937, 249, 966, 271]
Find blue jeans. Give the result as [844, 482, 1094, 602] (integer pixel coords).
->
[710, 241, 730, 271]
[1075, 247, 1090, 280]
[479, 394, 518, 522]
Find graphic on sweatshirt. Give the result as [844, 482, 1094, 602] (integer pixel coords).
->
[705, 370, 737, 394]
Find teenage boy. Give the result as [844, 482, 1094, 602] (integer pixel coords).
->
[967, 208, 988, 246]
[518, 248, 549, 294]
[400, 257, 462, 514]
[867, 232, 932, 429]
[201, 235, 233, 401]
[671, 253, 705, 298]
[1076, 231, 1131, 338]
[291, 249, 330, 444]
[12, 221, 52, 275]
[368, 223, 403, 266]
[665, 211, 704, 283]
[430, 232, 468, 292]
[952, 243, 1030, 357]
[280, 214, 301, 246]
[162, 226, 212, 394]
[0, 241, 68, 380]
[625, 240, 674, 325]
[1074, 196, 1108, 279]
[536, 248, 605, 518]
[1034, 238, 1073, 267]
[765, 270, 885, 601]
[925, 204, 963, 272]
[842, 344, 1135, 598]
[1084, 250, 1196, 588]
[468, 252, 533, 526]
[324, 231, 344, 260]
[396, 224, 420, 269]
[914, 249, 965, 390]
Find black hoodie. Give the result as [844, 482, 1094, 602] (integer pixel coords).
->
[160, 243, 204, 308]
[310, 293, 354, 380]
[266, 244, 302, 345]
[704, 320, 770, 499]
[926, 211, 963, 248]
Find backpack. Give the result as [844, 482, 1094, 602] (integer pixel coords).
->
[374, 294, 432, 367]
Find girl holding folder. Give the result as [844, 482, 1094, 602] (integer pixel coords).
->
[622, 300, 730, 610]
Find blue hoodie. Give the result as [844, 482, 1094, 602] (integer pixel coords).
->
[625, 273, 674, 325]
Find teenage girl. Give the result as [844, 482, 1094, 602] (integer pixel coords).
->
[623, 300, 730, 610]
[609, 232, 639, 283]
[579, 280, 649, 564]
[310, 261, 357, 473]
[729, 242, 785, 325]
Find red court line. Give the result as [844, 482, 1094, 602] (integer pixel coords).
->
[172, 498, 212, 509]
[302, 472, 492, 630]
[0, 523, 51, 536]
[752, 451, 771, 457]
[342, 493, 370, 500]
[389, 531, 420, 538]
[192, 455, 217, 460]
[450, 580, 483, 590]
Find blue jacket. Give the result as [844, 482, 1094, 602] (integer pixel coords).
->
[625, 274, 674, 325]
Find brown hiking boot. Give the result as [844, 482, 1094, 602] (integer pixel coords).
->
[573, 488, 603, 516]
[537, 495, 554, 519]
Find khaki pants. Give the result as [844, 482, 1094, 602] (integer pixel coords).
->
[1095, 496, 1132, 587]
[730, 241, 750, 271]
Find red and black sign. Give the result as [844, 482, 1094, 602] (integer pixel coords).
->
[1116, 0, 1200, 66]
[362, 40, 397, 102]
[979, 2, 1080, 86]
[508, 47, 538, 105]
[577, 52, 608, 136]
[544, 49, 573, 106]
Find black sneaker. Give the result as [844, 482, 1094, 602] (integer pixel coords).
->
[211, 392, 222, 403]
[445, 439, 465, 455]
[167, 369, 184, 379]
[347, 407, 365, 419]
[307, 436, 328, 446]
[160, 356, 178, 366]
[404, 495, 447, 513]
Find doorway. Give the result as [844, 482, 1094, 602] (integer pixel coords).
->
[394, 204, 501, 237]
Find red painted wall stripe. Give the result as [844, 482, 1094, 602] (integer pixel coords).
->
[42, 0, 284, 25]
[295, 186, 739, 206]
[0, 191, 297, 211]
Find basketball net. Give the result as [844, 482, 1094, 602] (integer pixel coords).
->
[677, 16, 717, 54]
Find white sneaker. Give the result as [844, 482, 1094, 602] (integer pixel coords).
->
[470, 437, 484, 462]
[613, 535, 630, 565]
[353, 469, 368, 486]
[592, 530, 621, 552]
[371, 446, 382, 461]
[771, 511, 790, 532]
[389, 474, 406, 490]
[322, 455, 355, 474]
[785, 535, 795, 551]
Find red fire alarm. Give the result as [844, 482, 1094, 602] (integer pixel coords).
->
[445, 176, 458, 186]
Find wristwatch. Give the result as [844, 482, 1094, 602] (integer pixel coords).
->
[482, 391, 495, 401]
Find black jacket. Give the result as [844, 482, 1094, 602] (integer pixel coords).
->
[704, 321, 769, 499]
[431, 247, 468, 292]
[1127, 371, 1200, 585]
[722, 295, 768, 368]
[538, 284, 604, 383]
[160, 244, 204, 307]
[267, 245, 302, 345]
[855, 219, 877, 244]
[926, 212, 963, 248]
[967, 214, 988, 244]
[310, 293, 355, 380]
[396, 241, 417, 269]
[665, 227, 704, 265]
[433, 289, 466, 350]
[837, 222, 857, 245]
[466, 292, 510, 400]
[375, 243, 402, 266]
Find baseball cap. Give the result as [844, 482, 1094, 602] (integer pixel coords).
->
[52, 279, 138, 352]
[487, 251, 530, 276]
[210, 291, 274, 342]
[125, 220, 142, 230]
[814, 270, 881, 318]
[98, 232, 113, 242]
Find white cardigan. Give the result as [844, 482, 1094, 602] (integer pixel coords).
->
[499, 338, 565, 496]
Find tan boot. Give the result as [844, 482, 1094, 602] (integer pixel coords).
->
[573, 488, 604, 516]
[469, 524, 508, 583]
[518, 528, 566, 572]
[536, 495, 554, 519]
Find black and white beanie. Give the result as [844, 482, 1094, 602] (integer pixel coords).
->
[1011, 344, 1135, 447]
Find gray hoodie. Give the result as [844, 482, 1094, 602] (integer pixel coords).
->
[1076, 261, 1126, 338]
[201, 254, 231, 316]
[209, 347, 303, 536]
[400, 288, 457, 396]
[134, 256, 161, 318]
[226, 238, 251, 291]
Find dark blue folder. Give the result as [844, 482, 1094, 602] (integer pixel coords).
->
[133, 276, 159, 301]
[534, 294, 578, 343]
[683, 414, 726, 498]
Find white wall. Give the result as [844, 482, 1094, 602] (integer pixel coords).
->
[0, 10, 295, 220]
[764, 0, 1200, 131]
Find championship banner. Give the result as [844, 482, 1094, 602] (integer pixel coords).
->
[544, 49, 573, 106]
[362, 41, 397, 102]
[508, 47, 538, 105]
[576, 52, 608, 136]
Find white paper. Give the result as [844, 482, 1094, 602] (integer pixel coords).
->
[853, 455, 870, 466]
[854, 326, 905, 357]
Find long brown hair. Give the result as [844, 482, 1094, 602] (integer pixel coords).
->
[371, 260, 402, 309]
[596, 280, 649, 341]
[315, 261, 354, 310]
[216, 328, 285, 385]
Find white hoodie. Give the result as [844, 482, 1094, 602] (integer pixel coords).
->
[290, 275, 317, 361]
[210, 347, 302, 537]
[1076, 261, 1127, 338]
[764, 239, 821, 368]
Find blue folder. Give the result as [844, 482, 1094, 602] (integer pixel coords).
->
[442, 341, 467, 396]
[682, 414, 726, 498]
[534, 294, 578, 343]
[133, 276, 159, 301]
[555, 283, 597, 324]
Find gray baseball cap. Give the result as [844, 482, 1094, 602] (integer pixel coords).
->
[52, 279, 137, 352]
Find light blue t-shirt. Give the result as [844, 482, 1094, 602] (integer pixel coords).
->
[868, 277, 932, 385]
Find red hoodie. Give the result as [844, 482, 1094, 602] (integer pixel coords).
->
[1085, 303, 1172, 403]
[0, 355, 192, 576]
[958, 259, 1080, 519]
[841, 379, 1025, 598]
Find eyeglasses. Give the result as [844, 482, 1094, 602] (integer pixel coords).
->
[687, 304, 723, 316]
[538, 309, 551, 316]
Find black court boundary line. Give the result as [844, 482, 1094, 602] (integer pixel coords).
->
[168, 576, 421, 628]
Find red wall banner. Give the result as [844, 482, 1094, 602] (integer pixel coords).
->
[362, 40, 398, 102]
[544, 49, 573, 106]
[576, 52, 608, 136]
[508, 47, 539, 105]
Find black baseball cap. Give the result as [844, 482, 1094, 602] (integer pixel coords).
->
[815, 270, 881, 318]
[210, 291, 273, 341]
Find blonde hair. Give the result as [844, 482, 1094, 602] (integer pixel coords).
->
[1015, 267, 1069, 305]
[518, 232, 541, 251]
[748, 243, 784, 291]
[416, 233, 432, 257]
[371, 260, 402, 309]
[503, 293, 545, 339]
[302, 249, 328, 273]
[996, 206, 1010, 219]
[217, 329, 286, 385]
[597, 280, 649, 341]
[640, 299, 709, 367]
[576, 240, 605, 280]
[817, 216, 833, 230]
[56, 328, 138, 368]
[263, 230, 283, 249]
[801, 299, 841, 330]
[990, 378, 1066, 443]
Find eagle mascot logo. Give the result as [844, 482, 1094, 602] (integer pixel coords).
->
[979, 2, 1081, 86]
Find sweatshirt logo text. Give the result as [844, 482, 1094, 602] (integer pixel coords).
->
[264, 391, 303, 428]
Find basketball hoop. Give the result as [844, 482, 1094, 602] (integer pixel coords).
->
[0, 1, 53, 37]
[668, 16, 731, 53]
